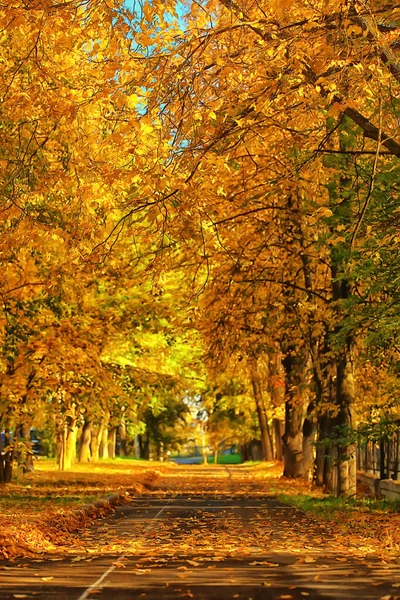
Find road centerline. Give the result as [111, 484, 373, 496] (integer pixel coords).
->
[76, 494, 176, 600]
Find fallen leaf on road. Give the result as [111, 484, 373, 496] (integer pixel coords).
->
[134, 569, 151, 574]
[186, 560, 200, 567]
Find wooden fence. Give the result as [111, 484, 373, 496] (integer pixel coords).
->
[357, 423, 400, 481]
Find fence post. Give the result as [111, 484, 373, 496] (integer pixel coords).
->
[380, 437, 386, 480]
[364, 443, 368, 472]
[393, 431, 399, 481]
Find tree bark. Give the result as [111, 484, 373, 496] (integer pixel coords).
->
[272, 419, 284, 461]
[118, 420, 127, 457]
[0, 429, 13, 484]
[64, 410, 77, 470]
[241, 442, 250, 462]
[315, 413, 329, 488]
[282, 352, 309, 478]
[138, 433, 149, 459]
[214, 447, 219, 464]
[90, 424, 100, 461]
[201, 432, 208, 464]
[302, 406, 316, 481]
[79, 419, 92, 463]
[248, 355, 274, 461]
[57, 425, 66, 471]
[108, 427, 116, 459]
[16, 422, 34, 473]
[99, 413, 109, 459]
[335, 346, 357, 497]
[99, 427, 109, 459]
[269, 353, 285, 408]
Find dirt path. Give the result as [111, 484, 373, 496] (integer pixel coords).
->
[1, 465, 399, 599]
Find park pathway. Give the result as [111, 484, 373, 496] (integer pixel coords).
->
[1, 465, 400, 599]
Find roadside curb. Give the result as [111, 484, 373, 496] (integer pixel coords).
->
[68, 468, 163, 523]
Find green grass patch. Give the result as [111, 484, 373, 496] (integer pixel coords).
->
[279, 493, 400, 517]
[207, 454, 242, 464]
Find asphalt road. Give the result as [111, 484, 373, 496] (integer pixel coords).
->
[1, 466, 399, 599]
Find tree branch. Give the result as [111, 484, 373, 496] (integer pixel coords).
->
[236, 278, 330, 303]
[343, 106, 400, 158]
[213, 205, 289, 225]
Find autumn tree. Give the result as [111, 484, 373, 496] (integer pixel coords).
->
[138, 0, 400, 495]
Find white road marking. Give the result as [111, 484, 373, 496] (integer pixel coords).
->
[76, 496, 175, 600]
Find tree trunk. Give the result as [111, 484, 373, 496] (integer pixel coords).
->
[315, 413, 329, 488]
[134, 434, 141, 458]
[79, 419, 92, 463]
[201, 432, 208, 464]
[138, 433, 149, 459]
[108, 427, 116, 459]
[326, 443, 339, 495]
[272, 419, 284, 461]
[0, 429, 14, 484]
[99, 426, 109, 459]
[282, 352, 309, 479]
[248, 356, 274, 461]
[315, 348, 357, 497]
[241, 442, 250, 462]
[90, 424, 100, 462]
[16, 422, 34, 473]
[118, 421, 127, 457]
[302, 403, 316, 481]
[0, 452, 13, 484]
[321, 120, 357, 497]
[99, 413, 109, 459]
[57, 425, 67, 471]
[335, 347, 357, 497]
[64, 412, 77, 469]
[269, 352, 285, 408]
[283, 398, 304, 478]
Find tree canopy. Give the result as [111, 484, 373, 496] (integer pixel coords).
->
[0, 0, 399, 495]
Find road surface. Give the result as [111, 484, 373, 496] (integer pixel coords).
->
[1, 465, 399, 599]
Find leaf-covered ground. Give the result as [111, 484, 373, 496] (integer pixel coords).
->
[1, 460, 399, 564]
[0, 458, 169, 560]
[1, 463, 400, 600]
[257, 464, 400, 559]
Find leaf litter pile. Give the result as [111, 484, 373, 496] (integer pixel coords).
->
[0, 459, 167, 559]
